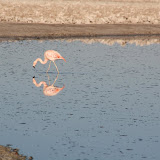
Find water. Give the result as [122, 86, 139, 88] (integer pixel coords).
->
[0, 40, 160, 160]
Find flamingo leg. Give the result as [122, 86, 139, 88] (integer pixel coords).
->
[52, 72, 59, 86]
[46, 61, 51, 73]
[53, 61, 59, 74]
[47, 72, 51, 85]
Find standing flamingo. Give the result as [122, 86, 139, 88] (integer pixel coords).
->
[33, 50, 66, 73]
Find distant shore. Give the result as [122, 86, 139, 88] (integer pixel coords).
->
[0, 0, 160, 42]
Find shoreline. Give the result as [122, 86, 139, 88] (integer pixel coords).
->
[0, 23, 160, 42]
[1, 0, 160, 42]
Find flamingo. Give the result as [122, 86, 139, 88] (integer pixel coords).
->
[33, 50, 66, 73]
[33, 74, 65, 96]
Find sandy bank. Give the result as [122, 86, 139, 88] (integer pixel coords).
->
[0, 22, 160, 41]
[0, 0, 160, 25]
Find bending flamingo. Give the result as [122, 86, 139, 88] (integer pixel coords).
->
[33, 50, 66, 73]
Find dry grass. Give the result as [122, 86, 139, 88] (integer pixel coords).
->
[0, 0, 160, 24]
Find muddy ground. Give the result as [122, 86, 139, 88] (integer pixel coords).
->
[0, 23, 160, 42]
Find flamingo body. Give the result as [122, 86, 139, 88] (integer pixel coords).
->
[45, 50, 66, 62]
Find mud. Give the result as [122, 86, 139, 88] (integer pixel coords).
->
[0, 23, 160, 42]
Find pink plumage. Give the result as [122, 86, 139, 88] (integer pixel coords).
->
[33, 50, 66, 73]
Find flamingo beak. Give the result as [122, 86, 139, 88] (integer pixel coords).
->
[61, 56, 66, 62]
[61, 85, 65, 90]
[33, 66, 35, 68]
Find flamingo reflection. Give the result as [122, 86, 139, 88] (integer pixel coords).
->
[33, 73, 65, 96]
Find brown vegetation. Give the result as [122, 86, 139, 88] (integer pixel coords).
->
[0, 0, 160, 24]
[0, 145, 27, 160]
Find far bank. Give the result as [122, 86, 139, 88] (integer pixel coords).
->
[0, 23, 160, 41]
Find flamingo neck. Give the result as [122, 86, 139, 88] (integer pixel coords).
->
[39, 82, 48, 88]
[36, 57, 48, 65]
[33, 78, 48, 88]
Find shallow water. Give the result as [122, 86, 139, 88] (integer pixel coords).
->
[0, 40, 160, 160]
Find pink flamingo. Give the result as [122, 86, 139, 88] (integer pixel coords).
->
[33, 50, 66, 73]
[33, 75, 65, 96]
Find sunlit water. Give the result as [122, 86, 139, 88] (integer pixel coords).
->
[0, 40, 160, 160]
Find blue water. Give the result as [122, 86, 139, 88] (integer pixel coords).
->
[0, 40, 160, 160]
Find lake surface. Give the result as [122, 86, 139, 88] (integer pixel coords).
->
[0, 40, 160, 160]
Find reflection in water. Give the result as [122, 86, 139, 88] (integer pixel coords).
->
[33, 73, 65, 96]
[3, 36, 160, 46]
[65, 36, 160, 46]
